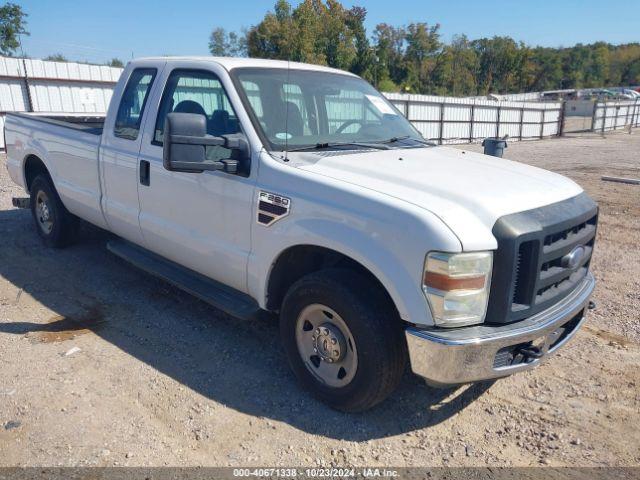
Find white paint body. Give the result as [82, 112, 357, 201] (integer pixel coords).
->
[4, 57, 584, 327]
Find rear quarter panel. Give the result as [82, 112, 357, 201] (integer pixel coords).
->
[4, 114, 108, 229]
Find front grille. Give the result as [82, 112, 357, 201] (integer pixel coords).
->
[487, 193, 598, 324]
[535, 217, 596, 304]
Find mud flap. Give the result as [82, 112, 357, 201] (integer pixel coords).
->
[12, 197, 30, 209]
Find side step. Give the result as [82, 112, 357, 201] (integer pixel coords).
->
[107, 240, 260, 320]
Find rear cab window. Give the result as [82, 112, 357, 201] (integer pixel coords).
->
[114, 68, 157, 140]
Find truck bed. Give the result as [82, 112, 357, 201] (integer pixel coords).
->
[8, 112, 105, 135]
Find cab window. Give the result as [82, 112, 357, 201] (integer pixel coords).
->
[114, 68, 156, 140]
[154, 70, 241, 149]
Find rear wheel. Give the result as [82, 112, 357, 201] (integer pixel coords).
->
[280, 268, 407, 412]
[30, 174, 79, 248]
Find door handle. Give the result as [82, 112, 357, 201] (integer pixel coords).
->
[139, 160, 150, 186]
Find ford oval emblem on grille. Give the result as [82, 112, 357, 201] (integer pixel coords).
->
[561, 245, 586, 269]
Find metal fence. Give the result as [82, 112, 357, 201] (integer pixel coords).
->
[592, 99, 640, 132]
[0, 56, 121, 149]
[384, 93, 562, 144]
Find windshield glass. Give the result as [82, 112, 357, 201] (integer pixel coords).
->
[231, 68, 424, 151]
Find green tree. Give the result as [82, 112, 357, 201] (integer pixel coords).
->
[372, 23, 406, 88]
[43, 53, 67, 62]
[247, 0, 294, 60]
[108, 58, 124, 68]
[609, 43, 640, 85]
[209, 27, 247, 57]
[404, 23, 442, 93]
[377, 77, 399, 92]
[345, 6, 373, 80]
[434, 34, 478, 96]
[0, 2, 28, 56]
[291, 0, 327, 64]
[524, 47, 562, 91]
[248, 0, 365, 70]
[472, 36, 523, 94]
[584, 42, 610, 87]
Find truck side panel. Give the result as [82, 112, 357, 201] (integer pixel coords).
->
[4, 114, 108, 229]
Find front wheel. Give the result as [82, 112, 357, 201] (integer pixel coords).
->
[280, 269, 407, 412]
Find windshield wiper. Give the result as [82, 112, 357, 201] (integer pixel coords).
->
[376, 135, 435, 146]
[286, 141, 390, 153]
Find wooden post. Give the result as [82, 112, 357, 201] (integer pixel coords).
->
[469, 103, 475, 143]
[518, 106, 524, 140]
[590, 101, 598, 131]
[438, 102, 445, 145]
[601, 103, 607, 135]
[558, 101, 566, 137]
[539, 107, 545, 139]
[495, 105, 501, 138]
[630, 98, 639, 133]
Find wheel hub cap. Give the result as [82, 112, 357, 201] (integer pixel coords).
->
[295, 304, 358, 388]
[40, 203, 50, 221]
[35, 191, 53, 234]
[312, 323, 346, 363]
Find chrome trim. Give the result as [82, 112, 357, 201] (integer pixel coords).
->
[405, 272, 595, 386]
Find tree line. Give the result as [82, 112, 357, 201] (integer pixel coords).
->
[209, 0, 640, 96]
[2, 1, 638, 95]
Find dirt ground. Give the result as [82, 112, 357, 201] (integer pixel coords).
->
[0, 131, 639, 468]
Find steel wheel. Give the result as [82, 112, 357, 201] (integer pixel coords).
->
[35, 190, 54, 234]
[295, 304, 358, 388]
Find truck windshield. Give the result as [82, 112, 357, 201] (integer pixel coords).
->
[231, 68, 425, 152]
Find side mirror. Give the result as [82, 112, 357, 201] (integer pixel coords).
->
[162, 112, 249, 174]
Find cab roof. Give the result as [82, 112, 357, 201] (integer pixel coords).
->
[130, 56, 358, 77]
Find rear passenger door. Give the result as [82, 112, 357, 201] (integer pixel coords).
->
[100, 62, 162, 245]
[136, 64, 256, 293]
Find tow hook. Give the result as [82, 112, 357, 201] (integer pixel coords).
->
[517, 345, 544, 361]
[588, 301, 596, 310]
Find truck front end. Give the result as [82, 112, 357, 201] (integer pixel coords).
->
[406, 192, 597, 386]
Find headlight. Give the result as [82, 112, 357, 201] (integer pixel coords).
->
[423, 251, 493, 327]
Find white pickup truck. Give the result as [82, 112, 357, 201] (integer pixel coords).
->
[4, 57, 597, 412]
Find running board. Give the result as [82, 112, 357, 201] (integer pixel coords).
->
[107, 240, 260, 320]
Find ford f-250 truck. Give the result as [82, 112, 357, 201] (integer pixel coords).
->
[4, 57, 597, 412]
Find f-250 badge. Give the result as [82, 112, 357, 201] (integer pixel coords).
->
[257, 191, 291, 226]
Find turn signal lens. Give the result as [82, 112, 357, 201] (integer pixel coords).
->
[423, 251, 493, 327]
[423, 271, 486, 291]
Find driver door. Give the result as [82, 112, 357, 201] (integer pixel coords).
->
[136, 65, 256, 293]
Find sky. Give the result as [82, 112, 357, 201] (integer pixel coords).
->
[16, 0, 640, 64]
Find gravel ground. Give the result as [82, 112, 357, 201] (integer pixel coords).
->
[0, 131, 639, 468]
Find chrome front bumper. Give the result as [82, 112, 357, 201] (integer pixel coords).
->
[405, 272, 595, 386]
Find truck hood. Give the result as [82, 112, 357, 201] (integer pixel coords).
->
[294, 146, 583, 251]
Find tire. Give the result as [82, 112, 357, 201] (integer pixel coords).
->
[280, 268, 407, 412]
[29, 174, 79, 248]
